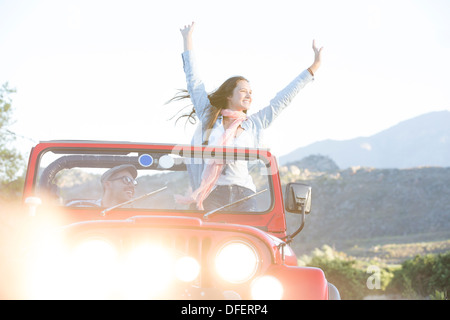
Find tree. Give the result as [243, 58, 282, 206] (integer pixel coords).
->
[0, 82, 24, 200]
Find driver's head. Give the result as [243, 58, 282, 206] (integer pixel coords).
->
[101, 164, 137, 207]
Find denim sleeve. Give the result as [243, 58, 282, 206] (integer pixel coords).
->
[249, 69, 314, 129]
[182, 50, 210, 121]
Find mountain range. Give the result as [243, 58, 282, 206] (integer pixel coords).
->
[280, 110, 450, 169]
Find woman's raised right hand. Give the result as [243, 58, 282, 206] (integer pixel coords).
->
[180, 21, 195, 52]
[180, 21, 195, 39]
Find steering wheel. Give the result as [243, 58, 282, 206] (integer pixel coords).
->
[66, 200, 101, 207]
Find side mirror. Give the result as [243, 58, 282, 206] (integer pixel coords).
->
[285, 183, 312, 214]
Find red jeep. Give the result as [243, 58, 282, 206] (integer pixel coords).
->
[21, 140, 340, 300]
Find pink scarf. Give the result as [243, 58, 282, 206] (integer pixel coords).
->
[175, 109, 247, 210]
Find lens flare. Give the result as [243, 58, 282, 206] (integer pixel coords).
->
[120, 244, 174, 299]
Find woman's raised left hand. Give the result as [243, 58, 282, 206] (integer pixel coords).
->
[309, 39, 323, 74]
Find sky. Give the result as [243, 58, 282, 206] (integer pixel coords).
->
[1, 0, 450, 158]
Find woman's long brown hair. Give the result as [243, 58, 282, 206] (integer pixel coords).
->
[168, 76, 248, 144]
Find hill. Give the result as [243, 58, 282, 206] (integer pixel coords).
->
[280, 110, 450, 169]
[281, 156, 450, 263]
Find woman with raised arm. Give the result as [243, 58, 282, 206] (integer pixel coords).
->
[173, 21, 323, 211]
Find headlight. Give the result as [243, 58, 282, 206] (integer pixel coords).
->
[68, 239, 119, 299]
[121, 244, 175, 299]
[215, 240, 259, 284]
[175, 256, 201, 282]
[251, 276, 284, 300]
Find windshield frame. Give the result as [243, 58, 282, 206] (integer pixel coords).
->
[30, 142, 276, 215]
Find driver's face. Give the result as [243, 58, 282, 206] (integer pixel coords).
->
[107, 170, 136, 202]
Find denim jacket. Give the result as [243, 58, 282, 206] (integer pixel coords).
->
[181, 50, 314, 190]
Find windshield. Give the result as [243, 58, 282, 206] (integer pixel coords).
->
[35, 147, 273, 214]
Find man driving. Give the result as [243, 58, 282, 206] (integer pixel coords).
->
[100, 164, 138, 207]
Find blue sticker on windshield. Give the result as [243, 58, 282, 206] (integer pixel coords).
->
[138, 154, 153, 167]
